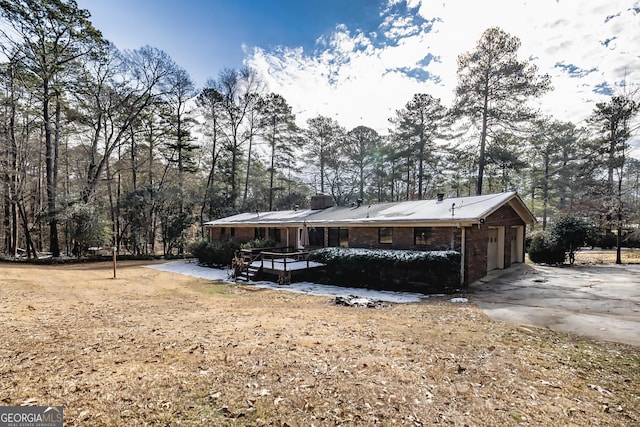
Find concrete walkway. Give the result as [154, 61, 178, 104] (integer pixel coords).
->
[468, 263, 640, 347]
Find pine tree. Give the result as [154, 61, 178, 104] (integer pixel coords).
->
[454, 27, 551, 195]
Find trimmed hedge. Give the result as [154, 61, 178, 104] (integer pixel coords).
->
[308, 247, 461, 293]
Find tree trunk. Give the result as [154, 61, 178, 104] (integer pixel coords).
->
[200, 106, 219, 224]
[17, 201, 35, 259]
[148, 121, 156, 254]
[418, 125, 425, 199]
[542, 147, 550, 230]
[2, 188, 12, 256]
[230, 143, 238, 205]
[616, 177, 623, 264]
[243, 133, 253, 208]
[44, 81, 60, 257]
[268, 118, 276, 211]
[176, 99, 185, 212]
[476, 78, 490, 196]
[130, 125, 137, 190]
[406, 152, 411, 200]
[320, 147, 325, 194]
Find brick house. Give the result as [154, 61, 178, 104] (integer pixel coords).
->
[203, 192, 535, 285]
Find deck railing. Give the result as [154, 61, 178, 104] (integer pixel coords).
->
[239, 247, 311, 272]
[259, 250, 311, 272]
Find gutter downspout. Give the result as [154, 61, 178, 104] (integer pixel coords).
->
[460, 226, 466, 286]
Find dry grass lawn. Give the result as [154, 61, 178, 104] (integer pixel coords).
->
[573, 248, 640, 264]
[0, 260, 638, 426]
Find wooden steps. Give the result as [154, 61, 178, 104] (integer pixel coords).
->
[235, 251, 261, 282]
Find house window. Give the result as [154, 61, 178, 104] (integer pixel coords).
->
[268, 228, 281, 244]
[220, 227, 226, 238]
[414, 227, 431, 246]
[230, 227, 235, 237]
[379, 227, 393, 244]
[328, 227, 349, 247]
[255, 227, 266, 240]
[308, 227, 325, 247]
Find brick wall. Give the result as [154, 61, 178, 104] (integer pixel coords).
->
[349, 228, 378, 247]
[207, 226, 255, 243]
[464, 204, 527, 284]
[464, 225, 487, 285]
[208, 227, 223, 241]
[345, 226, 460, 250]
[208, 226, 302, 249]
[485, 205, 526, 227]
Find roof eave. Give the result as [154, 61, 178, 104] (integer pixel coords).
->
[208, 219, 481, 228]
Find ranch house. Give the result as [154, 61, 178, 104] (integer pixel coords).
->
[204, 191, 535, 285]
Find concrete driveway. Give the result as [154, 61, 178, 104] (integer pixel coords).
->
[469, 263, 640, 347]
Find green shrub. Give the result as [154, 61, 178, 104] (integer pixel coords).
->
[622, 231, 640, 248]
[189, 240, 240, 267]
[240, 238, 276, 250]
[597, 232, 617, 249]
[309, 247, 461, 293]
[586, 229, 640, 249]
[527, 230, 565, 264]
[586, 230, 617, 249]
[550, 214, 589, 264]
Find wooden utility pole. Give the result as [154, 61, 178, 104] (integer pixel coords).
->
[112, 246, 117, 279]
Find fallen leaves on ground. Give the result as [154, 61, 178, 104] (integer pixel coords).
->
[0, 261, 638, 426]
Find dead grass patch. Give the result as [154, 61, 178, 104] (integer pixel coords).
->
[0, 261, 638, 426]
[574, 248, 640, 264]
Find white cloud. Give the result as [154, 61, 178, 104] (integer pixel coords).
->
[246, 27, 428, 133]
[244, 0, 640, 151]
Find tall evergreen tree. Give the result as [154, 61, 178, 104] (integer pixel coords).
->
[304, 115, 344, 195]
[196, 87, 225, 220]
[162, 64, 198, 211]
[528, 119, 582, 229]
[588, 95, 639, 263]
[484, 132, 527, 193]
[454, 27, 551, 195]
[390, 94, 448, 199]
[257, 93, 298, 211]
[344, 126, 380, 202]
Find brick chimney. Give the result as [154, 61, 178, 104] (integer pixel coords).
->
[310, 194, 335, 209]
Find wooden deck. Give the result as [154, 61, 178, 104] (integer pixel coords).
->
[237, 248, 324, 284]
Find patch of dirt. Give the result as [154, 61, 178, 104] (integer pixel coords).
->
[0, 261, 638, 426]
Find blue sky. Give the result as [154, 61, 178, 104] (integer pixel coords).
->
[77, 0, 383, 85]
[77, 0, 639, 151]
